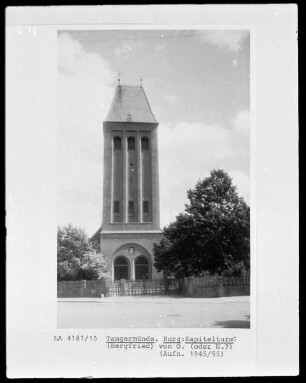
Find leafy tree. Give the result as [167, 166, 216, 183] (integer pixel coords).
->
[57, 224, 109, 280]
[79, 251, 109, 280]
[57, 260, 79, 281]
[57, 224, 92, 263]
[154, 170, 250, 277]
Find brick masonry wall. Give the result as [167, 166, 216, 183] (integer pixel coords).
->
[102, 122, 160, 232]
[100, 232, 163, 280]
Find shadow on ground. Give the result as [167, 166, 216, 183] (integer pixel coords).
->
[213, 315, 250, 329]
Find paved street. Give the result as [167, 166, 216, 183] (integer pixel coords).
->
[57, 295, 250, 328]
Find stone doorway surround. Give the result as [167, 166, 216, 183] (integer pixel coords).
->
[111, 243, 153, 281]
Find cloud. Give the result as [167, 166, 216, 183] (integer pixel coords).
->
[231, 110, 250, 161]
[159, 111, 250, 226]
[199, 30, 249, 53]
[233, 110, 250, 131]
[57, 33, 115, 234]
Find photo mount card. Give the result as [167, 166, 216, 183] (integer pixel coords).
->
[6, 5, 299, 378]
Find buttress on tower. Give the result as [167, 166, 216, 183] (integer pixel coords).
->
[97, 83, 162, 281]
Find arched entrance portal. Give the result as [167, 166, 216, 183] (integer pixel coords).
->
[114, 256, 129, 280]
[135, 256, 149, 280]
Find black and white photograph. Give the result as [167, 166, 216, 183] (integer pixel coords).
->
[56, 29, 251, 329]
[6, 5, 298, 378]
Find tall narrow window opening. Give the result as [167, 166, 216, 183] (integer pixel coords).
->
[114, 136, 121, 150]
[141, 137, 149, 151]
[113, 201, 120, 214]
[128, 137, 135, 151]
[128, 201, 134, 217]
[143, 201, 149, 214]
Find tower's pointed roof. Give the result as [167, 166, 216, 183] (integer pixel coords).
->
[104, 85, 158, 123]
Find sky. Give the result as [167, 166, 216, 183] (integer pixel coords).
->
[57, 29, 250, 236]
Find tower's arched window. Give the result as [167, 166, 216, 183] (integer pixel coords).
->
[141, 137, 149, 151]
[114, 136, 121, 150]
[128, 137, 135, 151]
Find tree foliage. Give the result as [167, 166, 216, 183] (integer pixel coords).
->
[153, 170, 250, 277]
[57, 224, 109, 281]
[57, 224, 93, 262]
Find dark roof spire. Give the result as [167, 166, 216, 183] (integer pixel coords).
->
[104, 84, 158, 124]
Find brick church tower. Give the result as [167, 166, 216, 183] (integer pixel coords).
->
[97, 83, 162, 281]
